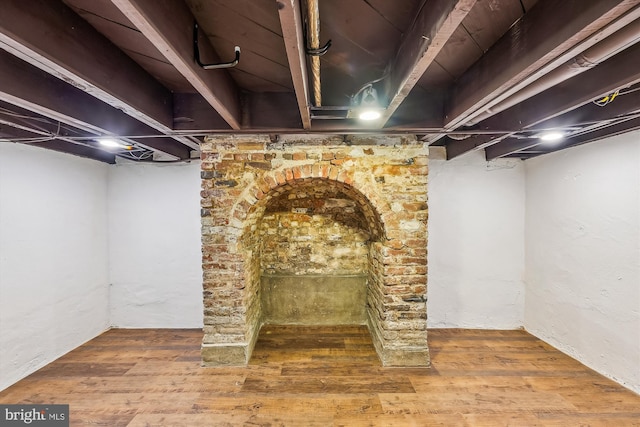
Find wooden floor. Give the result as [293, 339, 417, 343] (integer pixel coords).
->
[1, 326, 639, 426]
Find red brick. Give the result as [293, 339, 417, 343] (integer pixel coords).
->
[344, 174, 354, 185]
[264, 175, 278, 189]
[275, 171, 286, 185]
[402, 202, 428, 211]
[413, 156, 428, 166]
[405, 238, 427, 248]
[408, 166, 429, 175]
[285, 168, 294, 181]
[386, 239, 405, 249]
[328, 167, 339, 180]
[258, 179, 270, 194]
[292, 152, 307, 161]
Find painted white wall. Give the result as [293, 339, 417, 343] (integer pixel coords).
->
[0, 143, 110, 391]
[427, 150, 526, 328]
[525, 132, 640, 394]
[108, 161, 203, 328]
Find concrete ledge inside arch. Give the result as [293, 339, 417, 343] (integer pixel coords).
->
[261, 274, 368, 325]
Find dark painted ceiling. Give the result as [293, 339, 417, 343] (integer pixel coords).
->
[1, 0, 639, 163]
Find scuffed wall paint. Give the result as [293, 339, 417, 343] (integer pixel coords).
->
[525, 132, 640, 394]
[108, 161, 203, 328]
[427, 150, 526, 328]
[0, 143, 110, 391]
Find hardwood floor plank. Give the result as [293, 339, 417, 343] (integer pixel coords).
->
[378, 391, 576, 414]
[193, 395, 383, 415]
[333, 413, 469, 426]
[127, 412, 335, 426]
[409, 375, 534, 393]
[1, 326, 638, 426]
[242, 375, 416, 394]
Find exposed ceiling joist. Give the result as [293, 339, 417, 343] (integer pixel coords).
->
[276, 0, 312, 129]
[379, 0, 476, 127]
[446, 39, 640, 159]
[487, 41, 640, 130]
[486, 87, 640, 159]
[0, 0, 199, 151]
[444, 0, 640, 130]
[501, 115, 640, 159]
[110, 0, 242, 130]
[2, 0, 639, 163]
[0, 49, 191, 160]
[544, 115, 640, 152]
[0, 123, 117, 164]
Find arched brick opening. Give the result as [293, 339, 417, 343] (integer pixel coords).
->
[200, 136, 430, 366]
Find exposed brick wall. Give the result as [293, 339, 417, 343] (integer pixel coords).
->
[260, 181, 370, 275]
[200, 134, 429, 366]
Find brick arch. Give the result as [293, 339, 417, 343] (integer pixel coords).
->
[200, 139, 430, 368]
[230, 164, 387, 242]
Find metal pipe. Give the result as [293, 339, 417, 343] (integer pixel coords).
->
[467, 18, 640, 125]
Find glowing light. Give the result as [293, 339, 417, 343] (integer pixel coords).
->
[538, 131, 564, 143]
[359, 110, 382, 121]
[99, 138, 121, 148]
[98, 138, 133, 150]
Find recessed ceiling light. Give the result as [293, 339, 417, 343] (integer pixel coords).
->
[98, 138, 132, 150]
[99, 138, 122, 147]
[359, 110, 382, 121]
[538, 131, 564, 143]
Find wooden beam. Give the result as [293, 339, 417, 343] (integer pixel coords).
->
[486, 88, 640, 159]
[495, 116, 640, 160]
[0, 0, 184, 138]
[245, 92, 303, 129]
[383, 87, 445, 129]
[173, 93, 232, 132]
[484, 137, 540, 160]
[380, 0, 476, 126]
[445, 134, 504, 159]
[276, 0, 312, 129]
[444, 0, 640, 129]
[0, 50, 191, 159]
[0, 124, 116, 164]
[110, 0, 242, 130]
[540, 116, 640, 153]
[480, 41, 640, 131]
[447, 40, 640, 159]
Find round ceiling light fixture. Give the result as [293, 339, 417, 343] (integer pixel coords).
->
[350, 84, 383, 121]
